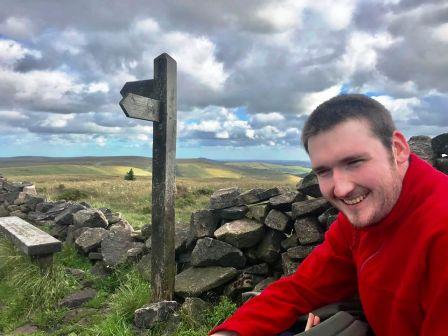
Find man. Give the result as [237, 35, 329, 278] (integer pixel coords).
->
[210, 94, 448, 336]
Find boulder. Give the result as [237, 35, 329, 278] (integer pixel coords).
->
[246, 203, 269, 222]
[287, 245, 316, 260]
[408, 135, 434, 165]
[214, 205, 249, 220]
[59, 288, 97, 308]
[75, 228, 108, 253]
[24, 195, 46, 211]
[224, 273, 255, 298]
[242, 263, 269, 276]
[190, 209, 218, 238]
[268, 191, 306, 211]
[134, 301, 180, 329]
[175, 266, 238, 297]
[282, 252, 300, 276]
[254, 276, 277, 291]
[294, 217, 323, 245]
[264, 209, 291, 232]
[281, 234, 299, 250]
[435, 157, 448, 175]
[73, 209, 108, 229]
[214, 218, 264, 249]
[291, 198, 330, 219]
[191, 237, 246, 268]
[0, 205, 9, 217]
[66, 226, 89, 244]
[175, 228, 193, 255]
[54, 203, 86, 226]
[209, 187, 241, 210]
[180, 297, 211, 323]
[256, 229, 285, 264]
[296, 171, 322, 198]
[431, 133, 448, 156]
[238, 187, 288, 205]
[101, 227, 133, 267]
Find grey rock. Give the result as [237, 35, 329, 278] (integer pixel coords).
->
[242, 263, 269, 276]
[73, 209, 108, 229]
[294, 217, 323, 245]
[90, 261, 110, 278]
[282, 252, 301, 276]
[214, 218, 264, 249]
[254, 276, 277, 291]
[175, 266, 238, 297]
[291, 198, 330, 219]
[134, 301, 180, 329]
[175, 227, 193, 254]
[296, 171, 322, 198]
[238, 186, 288, 205]
[0, 205, 9, 217]
[9, 210, 27, 219]
[224, 273, 255, 298]
[45, 201, 72, 219]
[256, 229, 285, 264]
[66, 226, 89, 244]
[409, 135, 434, 165]
[75, 228, 108, 253]
[65, 267, 86, 280]
[101, 227, 133, 267]
[209, 187, 241, 210]
[7, 204, 19, 212]
[23, 195, 45, 211]
[191, 237, 246, 268]
[214, 205, 249, 220]
[281, 234, 299, 250]
[18, 204, 31, 213]
[55, 203, 86, 226]
[126, 242, 146, 260]
[4, 191, 20, 204]
[246, 203, 269, 222]
[264, 209, 291, 232]
[432, 133, 448, 156]
[11, 324, 39, 335]
[190, 209, 218, 238]
[141, 224, 152, 239]
[435, 157, 448, 175]
[3, 181, 32, 192]
[51, 223, 70, 240]
[59, 288, 97, 308]
[181, 297, 211, 323]
[268, 191, 306, 211]
[287, 245, 316, 260]
[88, 252, 103, 260]
[110, 219, 134, 233]
[36, 201, 59, 213]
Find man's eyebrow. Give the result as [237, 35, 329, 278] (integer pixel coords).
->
[312, 154, 368, 173]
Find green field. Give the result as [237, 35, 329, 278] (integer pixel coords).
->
[0, 157, 309, 229]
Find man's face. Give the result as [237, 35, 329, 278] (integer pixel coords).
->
[308, 119, 404, 228]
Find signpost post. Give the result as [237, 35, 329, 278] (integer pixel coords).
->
[119, 53, 177, 301]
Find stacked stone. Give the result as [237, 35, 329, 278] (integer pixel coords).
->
[408, 133, 448, 174]
[0, 177, 146, 269]
[173, 179, 337, 301]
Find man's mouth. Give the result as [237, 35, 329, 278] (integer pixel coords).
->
[341, 193, 369, 205]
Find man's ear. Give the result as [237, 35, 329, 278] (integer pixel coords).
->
[391, 131, 410, 164]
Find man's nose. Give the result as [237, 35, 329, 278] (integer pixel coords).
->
[332, 170, 355, 198]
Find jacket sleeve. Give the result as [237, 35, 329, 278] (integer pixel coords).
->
[420, 231, 448, 335]
[209, 218, 358, 336]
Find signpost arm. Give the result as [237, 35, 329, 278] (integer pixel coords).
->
[151, 53, 177, 301]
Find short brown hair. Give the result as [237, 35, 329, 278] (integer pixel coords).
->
[301, 94, 396, 153]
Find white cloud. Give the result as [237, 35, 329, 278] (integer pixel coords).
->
[88, 82, 109, 93]
[300, 85, 342, 115]
[132, 18, 160, 35]
[0, 110, 27, 120]
[255, 1, 306, 32]
[252, 112, 285, 123]
[310, 0, 356, 30]
[96, 136, 107, 146]
[39, 114, 75, 128]
[52, 29, 87, 55]
[432, 23, 448, 43]
[0, 17, 35, 40]
[0, 39, 41, 68]
[373, 95, 421, 121]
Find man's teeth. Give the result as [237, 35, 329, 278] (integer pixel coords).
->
[343, 194, 367, 205]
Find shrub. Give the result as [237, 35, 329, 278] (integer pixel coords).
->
[124, 168, 135, 181]
[55, 188, 88, 201]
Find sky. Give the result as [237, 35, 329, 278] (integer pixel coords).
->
[0, 0, 447, 161]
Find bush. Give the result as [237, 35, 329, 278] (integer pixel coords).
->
[124, 168, 135, 181]
[55, 188, 88, 201]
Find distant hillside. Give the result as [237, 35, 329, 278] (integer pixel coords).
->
[0, 156, 311, 180]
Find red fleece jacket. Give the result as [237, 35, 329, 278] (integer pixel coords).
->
[210, 154, 448, 336]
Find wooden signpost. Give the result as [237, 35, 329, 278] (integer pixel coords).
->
[119, 53, 177, 301]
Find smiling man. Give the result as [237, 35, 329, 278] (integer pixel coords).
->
[210, 94, 448, 336]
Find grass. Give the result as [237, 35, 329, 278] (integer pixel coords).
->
[0, 160, 306, 334]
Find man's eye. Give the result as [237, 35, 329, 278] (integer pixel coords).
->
[348, 159, 363, 166]
[315, 169, 330, 177]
